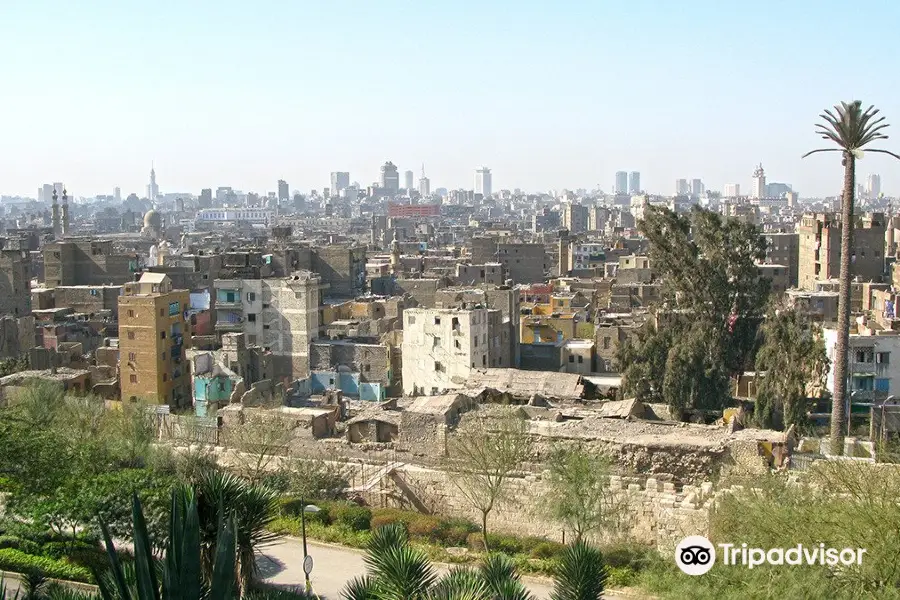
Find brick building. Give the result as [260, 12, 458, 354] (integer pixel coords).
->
[118, 273, 192, 406]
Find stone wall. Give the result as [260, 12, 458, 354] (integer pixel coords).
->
[345, 461, 712, 552]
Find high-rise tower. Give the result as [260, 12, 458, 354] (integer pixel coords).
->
[751, 164, 766, 199]
[475, 167, 492, 197]
[418, 164, 431, 197]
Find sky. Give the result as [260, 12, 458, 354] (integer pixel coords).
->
[2, 1, 900, 199]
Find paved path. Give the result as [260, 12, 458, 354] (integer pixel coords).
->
[258, 536, 626, 599]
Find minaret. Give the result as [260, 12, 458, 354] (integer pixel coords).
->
[51, 188, 61, 238]
[61, 189, 70, 236]
[390, 231, 401, 276]
[148, 162, 158, 201]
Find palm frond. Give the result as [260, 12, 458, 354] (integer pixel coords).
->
[805, 100, 896, 156]
[550, 541, 606, 600]
[341, 575, 377, 600]
[866, 148, 900, 161]
[429, 567, 490, 600]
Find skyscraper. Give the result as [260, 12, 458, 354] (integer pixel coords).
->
[628, 172, 641, 194]
[404, 170, 414, 191]
[199, 188, 212, 208]
[418, 164, 430, 197]
[114, 187, 121, 202]
[691, 179, 703, 196]
[751, 164, 766, 199]
[867, 174, 882, 198]
[724, 183, 740, 198]
[615, 171, 628, 194]
[330, 172, 350, 196]
[40, 183, 54, 204]
[277, 179, 289, 201]
[147, 163, 159, 202]
[675, 179, 689, 195]
[380, 162, 400, 193]
[475, 167, 492, 197]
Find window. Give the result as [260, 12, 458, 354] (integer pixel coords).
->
[454, 340, 461, 349]
[129, 374, 137, 383]
[128, 352, 136, 361]
[161, 352, 166, 361]
[569, 355, 575, 363]
[434, 317, 441, 325]
[169, 301, 180, 316]
[876, 378, 890, 392]
[248, 314, 257, 322]
[856, 350, 873, 363]
[163, 373, 168, 382]
[603, 337, 611, 350]
[248, 292, 256, 302]
[248, 335, 257, 345]
[128, 331, 135, 340]
[482, 355, 486, 366]
[263, 324, 270, 330]
[435, 361, 443, 372]
[160, 331, 166, 339]
[877, 352, 890, 364]
[160, 308, 165, 317]
[577, 355, 584, 363]
[433, 336, 441, 348]
[365, 364, 371, 372]
[452, 317, 460, 330]
[408, 315, 416, 325]
[128, 309, 135, 318]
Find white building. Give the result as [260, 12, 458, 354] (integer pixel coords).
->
[867, 174, 882, 198]
[475, 167, 492, 198]
[196, 208, 272, 226]
[615, 171, 628, 194]
[404, 170, 414, 191]
[214, 273, 323, 380]
[823, 327, 900, 403]
[723, 183, 741, 198]
[330, 172, 350, 196]
[675, 179, 689, 195]
[751, 164, 766, 199]
[402, 307, 490, 396]
[628, 171, 641, 194]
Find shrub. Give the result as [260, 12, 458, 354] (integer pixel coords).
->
[370, 508, 416, 530]
[530, 540, 565, 559]
[437, 519, 479, 547]
[406, 515, 443, 541]
[329, 502, 371, 532]
[601, 541, 655, 571]
[485, 533, 526, 555]
[0, 548, 93, 583]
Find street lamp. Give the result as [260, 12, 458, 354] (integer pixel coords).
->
[300, 500, 320, 593]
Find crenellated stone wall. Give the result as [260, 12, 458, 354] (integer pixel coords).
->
[342, 460, 714, 553]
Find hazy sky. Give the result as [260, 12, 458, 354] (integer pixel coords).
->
[2, 1, 900, 199]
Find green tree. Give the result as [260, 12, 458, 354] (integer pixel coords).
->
[194, 471, 280, 594]
[445, 412, 532, 553]
[544, 445, 620, 542]
[754, 305, 829, 430]
[802, 101, 900, 454]
[550, 541, 607, 600]
[616, 206, 769, 416]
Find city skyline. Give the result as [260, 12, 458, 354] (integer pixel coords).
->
[2, 1, 899, 197]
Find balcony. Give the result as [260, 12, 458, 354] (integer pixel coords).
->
[216, 300, 243, 309]
[215, 321, 243, 332]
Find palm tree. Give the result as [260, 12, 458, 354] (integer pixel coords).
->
[803, 101, 900, 454]
[194, 471, 280, 594]
[343, 523, 607, 600]
[549, 541, 606, 600]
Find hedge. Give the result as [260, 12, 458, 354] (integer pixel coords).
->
[0, 548, 93, 583]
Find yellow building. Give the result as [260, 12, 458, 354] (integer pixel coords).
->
[119, 273, 192, 407]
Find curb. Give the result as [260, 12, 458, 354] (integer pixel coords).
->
[0, 569, 99, 593]
[267, 535, 656, 599]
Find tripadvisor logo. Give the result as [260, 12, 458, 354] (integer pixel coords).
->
[675, 536, 716, 575]
[675, 536, 867, 575]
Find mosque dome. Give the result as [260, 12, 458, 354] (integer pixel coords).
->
[144, 210, 162, 229]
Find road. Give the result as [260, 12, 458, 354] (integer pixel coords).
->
[258, 536, 626, 599]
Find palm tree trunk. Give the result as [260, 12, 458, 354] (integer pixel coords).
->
[831, 152, 856, 455]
